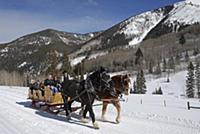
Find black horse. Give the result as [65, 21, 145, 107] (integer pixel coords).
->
[61, 67, 116, 129]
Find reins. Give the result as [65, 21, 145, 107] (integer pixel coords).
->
[61, 88, 87, 102]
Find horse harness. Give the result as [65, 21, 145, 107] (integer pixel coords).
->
[61, 79, 98, 104]
[116, 76, 128, 94]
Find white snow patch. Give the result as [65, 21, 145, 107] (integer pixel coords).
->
[186, 0, 200, 5]
[28, 36, 51, 45]
[40, 36, 51, 45]
[120, 9, 165, 46]
[88, 52, 107, 60]
[18, 62, 27, 68]
[58, 35, 70, 44]
[56, 63, 63, 70]
[165, 1, 200, 26]
[74, 34, 78, 38]
[45, 40, 51, 45]
[28, 41, 37, 45]
[0, 47, 9, 53]
[70, 56, 86, 66]
[89, 33, 94, 38]
[145, 71, 187, 97]
[70, 52, 108, 66]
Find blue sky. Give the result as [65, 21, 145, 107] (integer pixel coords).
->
[0, 0, 181, 43]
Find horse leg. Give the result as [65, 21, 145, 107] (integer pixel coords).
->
[68, 101, 73, 113]
[113, 101, 121, 123]
[87, 104, 99, 129]
[62, 96, 70, 119]
[79, 103, 85, 116]
[101, 101, 108, 121]
[80, 104, 89, 123]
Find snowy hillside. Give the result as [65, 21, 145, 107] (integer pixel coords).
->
[165, 0, 200, 31]
[120, 0, 200, 46]
[119, 9, 165, 46]
[146, 71, 187, 97]
[1, 71, 200, 134]
[70, 0, 200, 60]
[0, 29, 101, 74]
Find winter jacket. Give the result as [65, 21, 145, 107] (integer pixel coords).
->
[29, 82, 39, 94]
[44, 79, 55, 87]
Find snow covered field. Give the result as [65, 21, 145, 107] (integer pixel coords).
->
[0, 71, 200, 134]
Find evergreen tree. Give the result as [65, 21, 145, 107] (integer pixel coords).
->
[135, 72, 140, 94]
[140, 70, 146, 94]
[193, 48, 199, 56]
[46, 50, 59, 76]
[168, 57, 175, 71]
[175, 54, 181, 65]
[130, 81, 136, 94]
[167, 69, 170, 83]
[133, 81, 136, 93]
[155, 62, 161, 75]
[195, 62, 200, 98]
[185, 51, 190, 62]
[135, 48, 144, 65]
[152, 87, 163, 95]
[148, 60, 153, 74]
[80, 60, 85, 80]
[158, 87, 163, 95]
[61, 53, 72, 75]
[179, 34, 186, 46]
[136, 70, 146, 94]
[186, 62, 195, 98]
[163, 58, 167, 72]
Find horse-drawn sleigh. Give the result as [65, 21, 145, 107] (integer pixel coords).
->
[28, 67, 132, 129]
[28, 85, 64, 113]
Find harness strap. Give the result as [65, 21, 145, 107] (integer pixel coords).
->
[61, 89, 87, 102]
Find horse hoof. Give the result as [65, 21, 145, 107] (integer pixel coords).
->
[66, 116, 71, 120]
[116, 119, 120, 124]
[79, 110, 83, 116]
[93, 122, 99, 129]
[81, 118, 89, 123]
[101, 116, 107, 122]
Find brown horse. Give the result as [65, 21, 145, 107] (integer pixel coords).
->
[101, 74, 131, 123]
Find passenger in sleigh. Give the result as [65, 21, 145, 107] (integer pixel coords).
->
[54, 76, 62, 92]
[44, 75, 59, 95]
[28, 79, 40, 99]
[29, 79, 39, 94]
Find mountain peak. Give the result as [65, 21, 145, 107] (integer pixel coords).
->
[185, 0, 200, 5]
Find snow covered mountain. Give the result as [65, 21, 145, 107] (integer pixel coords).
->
[70, 0, 200, 58]
[166, 0, 200, 26]
[0, 29, 101, 74]
[1, 0, 200, 74]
